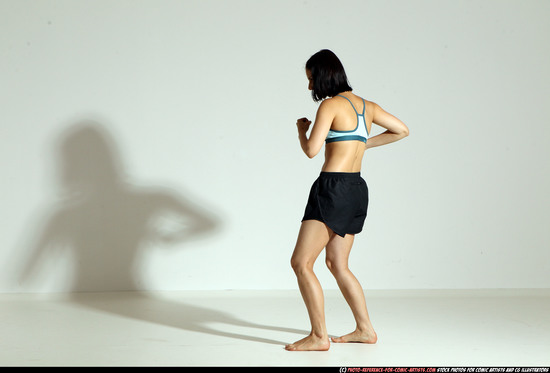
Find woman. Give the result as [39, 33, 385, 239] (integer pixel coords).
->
[285, 49, 409, 351]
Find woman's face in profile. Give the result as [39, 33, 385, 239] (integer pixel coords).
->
[306, 69, 313, 91]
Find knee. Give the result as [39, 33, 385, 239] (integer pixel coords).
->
[290, 257, 314, 276]
[325, 257, 347, 276]
[325, 257, 336, 274]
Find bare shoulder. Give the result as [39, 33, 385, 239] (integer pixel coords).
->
[362, 99, 392, 117]
[368, 100, 408, 134]
[317, 96, 340, 113]
[320, 96, 340, 106]
[363, 99, 379, 112]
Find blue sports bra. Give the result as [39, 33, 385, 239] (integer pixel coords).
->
[325, 95, 369, 144]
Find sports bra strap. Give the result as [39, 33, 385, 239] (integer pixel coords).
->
[337, 95, 365, 116]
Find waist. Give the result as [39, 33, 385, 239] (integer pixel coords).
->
[319, 171, 361, 179]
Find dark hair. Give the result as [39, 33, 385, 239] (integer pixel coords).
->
[305, 49, 353, 102]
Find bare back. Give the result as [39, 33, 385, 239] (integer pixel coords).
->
[322, 92, 374, 173]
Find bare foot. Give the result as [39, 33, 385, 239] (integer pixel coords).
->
[331, 328, 378, 344]
[285, 333, 330, 351]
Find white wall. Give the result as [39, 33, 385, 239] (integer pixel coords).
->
[1, 0, 549, 293]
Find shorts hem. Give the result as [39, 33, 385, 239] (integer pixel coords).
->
[301, 218, 360, 238]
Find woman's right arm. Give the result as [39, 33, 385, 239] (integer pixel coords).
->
[366, 103, 409, 149]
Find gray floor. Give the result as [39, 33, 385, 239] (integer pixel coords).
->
[1, 289, 549, 367]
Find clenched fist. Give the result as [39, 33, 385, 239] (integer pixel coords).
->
[296, 117, 312, 133]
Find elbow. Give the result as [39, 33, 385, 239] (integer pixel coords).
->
[400, 125, 410, 138]
[302, 144, 319, 159]
[305, 150, 317, 159]
[304, 146, 320, 159]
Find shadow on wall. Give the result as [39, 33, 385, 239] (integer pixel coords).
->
[17, 121, 303, 346]
[19, 121, 220, 292]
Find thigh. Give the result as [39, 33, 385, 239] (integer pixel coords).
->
[291, 220, 333, 267]
[325, 233, 355, 268]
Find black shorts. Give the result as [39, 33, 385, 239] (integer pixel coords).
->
[302, 172, 369, 237]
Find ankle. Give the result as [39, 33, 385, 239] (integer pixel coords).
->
[356, 323, 375, 334]
[311, 329, 329, 339]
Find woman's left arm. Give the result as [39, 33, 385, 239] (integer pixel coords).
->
[297, 100, 335, 158]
